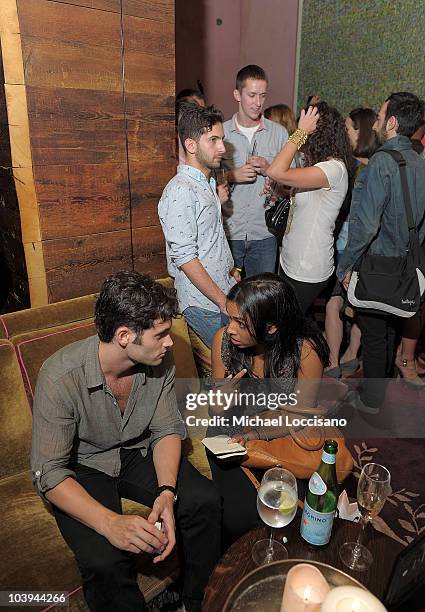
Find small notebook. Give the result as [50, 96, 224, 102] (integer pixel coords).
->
[202, 435, 247, 459]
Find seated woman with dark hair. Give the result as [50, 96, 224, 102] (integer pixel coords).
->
[207, 273, 329, 548]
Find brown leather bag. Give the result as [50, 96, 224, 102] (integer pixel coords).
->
[242, 429, 353, 483]
[240, 394, 354, 483]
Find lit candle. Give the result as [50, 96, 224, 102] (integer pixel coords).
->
[321, 586, 387, 612]
[281, 564, 330, 611]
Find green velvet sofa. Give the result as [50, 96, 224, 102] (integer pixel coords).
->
[0, 279, 211, 611]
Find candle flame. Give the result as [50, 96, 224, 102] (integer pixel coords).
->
[303, 585, 312, 601]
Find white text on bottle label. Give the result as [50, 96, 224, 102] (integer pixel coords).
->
[300, 500, 335, 545]
[309, 472, 327, 495]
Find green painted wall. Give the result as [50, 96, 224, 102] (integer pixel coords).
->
[297, 0, 425, 116]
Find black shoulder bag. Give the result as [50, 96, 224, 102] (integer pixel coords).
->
[347, 149, 425, 317]
[264, 194, 292, 237]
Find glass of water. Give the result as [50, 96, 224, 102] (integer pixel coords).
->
[252, 467, 298, 565]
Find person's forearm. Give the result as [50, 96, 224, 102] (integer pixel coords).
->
[153, 435, 181, 487]
[180, 258, 227, 310]
[46, 477, 116, 536]
[267, 141, 298, 183]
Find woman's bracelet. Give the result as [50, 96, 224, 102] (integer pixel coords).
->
[288, 128, 309, 150]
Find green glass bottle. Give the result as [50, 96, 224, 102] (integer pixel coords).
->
[300, 439, 339, 546]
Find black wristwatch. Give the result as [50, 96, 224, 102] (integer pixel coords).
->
[156, 485, 178, 503]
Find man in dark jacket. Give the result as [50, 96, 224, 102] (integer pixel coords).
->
[338, 92, 425, 414]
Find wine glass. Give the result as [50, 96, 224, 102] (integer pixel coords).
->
[339, 463, 391, 571]
[252, 467, 298, 566]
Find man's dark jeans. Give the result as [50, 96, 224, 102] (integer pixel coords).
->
[53, 449, 221, 612]
[356, 310, 400, 409]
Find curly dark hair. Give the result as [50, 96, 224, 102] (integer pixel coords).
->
[302, 101, 355, 178]
[224, 273, 329, 379]
[95, 271, 179, 342]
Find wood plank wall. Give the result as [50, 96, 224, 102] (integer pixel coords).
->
[0, 0, 174, 306]
[0, 51, 30, 312]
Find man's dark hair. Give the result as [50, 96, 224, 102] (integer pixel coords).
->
[176, 88, 205, 103]
[385, 92, 425, 137]
[236, 64, 268, 91]
[178, 103, 224, 152]
[95, 271, 179, 342]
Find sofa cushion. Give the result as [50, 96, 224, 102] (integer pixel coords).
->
[12, 316, 198, 405]
[0, 471, 179, 607]
[13, 321, 97, 402]
[188, 328, 212, 376]
[0, 341, 32, 479]
[0, 294, 98, 339]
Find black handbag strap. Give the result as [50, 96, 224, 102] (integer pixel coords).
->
[379, 149, 417, 231]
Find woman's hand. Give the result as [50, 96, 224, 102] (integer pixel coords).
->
[298, 105, 319, 135]
[229, 430, 260, 446]
[208, 368, 247, 415]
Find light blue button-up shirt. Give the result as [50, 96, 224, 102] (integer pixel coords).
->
[222, 115, 288, 240]
[158, 165, 235, 313]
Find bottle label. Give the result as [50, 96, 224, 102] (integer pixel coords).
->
[322, 450, 336, 464]
[309, 472, 327, 495]
[300, 500, 335, 545]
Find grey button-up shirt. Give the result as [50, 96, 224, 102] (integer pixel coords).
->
[31, 335, 186, 496]
[222, 115, 288, 240]
[158, 164, 235, 313]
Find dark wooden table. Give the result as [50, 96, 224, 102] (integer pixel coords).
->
[203, 513, 403, 611]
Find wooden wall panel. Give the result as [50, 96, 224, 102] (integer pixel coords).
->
[43, 230, 133, 302]
[132, 227, 167, 279]
[129, 161, 175, 228]
[123, 3, 175, 276]
[0, 39, 29, 311]
[21, 37, 122, 92]
[126, 93, 175, 163]
[48, 1, 120, 11]
[124, 15, 174, 56]
[122, 0, 174, 22]
[17, 0, 122, 48]
[124, 51, 174, 96]
[1, 0, 175, 306]
[27, 86, 126, 165]
[35, 163, 130, 240]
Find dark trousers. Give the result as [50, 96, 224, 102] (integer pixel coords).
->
[280, 269, 330, 314]
[53, 450, 221, 612]
[207, 452, 261, 550]
[356, 310, 400, 408]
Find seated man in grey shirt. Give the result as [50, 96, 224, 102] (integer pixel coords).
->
[158, 103, 240, 348]
[31, 271, 220, 612]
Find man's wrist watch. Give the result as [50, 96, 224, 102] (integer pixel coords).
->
[156, 485, 178, 503]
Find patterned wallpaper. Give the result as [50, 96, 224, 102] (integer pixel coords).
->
[297, 0, 425, 117]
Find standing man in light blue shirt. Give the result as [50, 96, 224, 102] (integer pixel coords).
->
[223, 65, 289, 276]
[158, 103, 240, 347]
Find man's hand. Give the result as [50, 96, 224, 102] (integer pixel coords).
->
[103, 513, 168, 555]
[231, 163, 257, 183]
[342, 271, 352, 291]
[217, 182, 230, 204]
[247, 155, 269, 176]
[147, 491, 176, 563]
[229, 267, 242, 282]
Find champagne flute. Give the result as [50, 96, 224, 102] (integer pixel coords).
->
[339, 463, 391, 571]
[252, 467, 298, 566]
